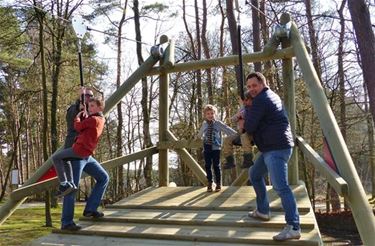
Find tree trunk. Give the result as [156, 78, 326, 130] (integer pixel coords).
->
[328, 0, 347, 212]
[115, 0, 128, 199]
[194, 0, 202, 123]
[34, 4, 53, 226]
[201, 0, 213, 104]
[260, 0, 274, 87]
[218, 0, 230, 119]
[365, 84, 375, 199]
[225, 0, 243, 98]
[347, 0, 375, 131]
[251, 0, 261, 72]
[133, 0, 153, 187]
[304, 0, 322, 82]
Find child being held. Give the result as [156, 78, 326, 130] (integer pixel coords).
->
[222, 90, 254, 169]
[52, 97, 105, 197]
[198, 104, 236, 192]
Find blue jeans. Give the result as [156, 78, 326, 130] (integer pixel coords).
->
[249, 148, 300, 229]
[61, 156, 109, 227]
[204, 144, 221, 185]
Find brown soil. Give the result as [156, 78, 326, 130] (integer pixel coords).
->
[316, 211, 362, 245]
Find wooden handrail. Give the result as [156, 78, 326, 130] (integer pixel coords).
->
[10, 147, 158, 201]
[296, 136, 348, 196]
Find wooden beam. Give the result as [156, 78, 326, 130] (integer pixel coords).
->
[291, 20, 375, 245]
[101, 147, 158, 170]
[231, 152, 260, 186]
[145, 47, 295, 76]
[281, 30, 298, 184]
[296, 136, 348, 196]
[10, 147, 159, 201]
[231, 169, 248, 186]
[166, 130, 207, 185]
[158, 139, 202, 149]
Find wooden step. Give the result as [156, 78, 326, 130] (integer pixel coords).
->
[53, 221, 321, 245]
[109, 186, 311, 213]
[80, 208, 315, 229]
[28, 234, 277, 246]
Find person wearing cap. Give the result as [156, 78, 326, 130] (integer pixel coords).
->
[58, 87, 109, 231]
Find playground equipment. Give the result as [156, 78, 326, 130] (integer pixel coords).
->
[1, 12, 375, 245]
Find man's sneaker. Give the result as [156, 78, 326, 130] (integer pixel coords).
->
[56, 183, 74, 198]
[61, 222, 81, 231]
[248, 209, 271, 221]
[273, 225, 301, 241]
[83, 210, 104, 218]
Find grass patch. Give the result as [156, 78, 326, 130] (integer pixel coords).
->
[0, 204, 84, 246]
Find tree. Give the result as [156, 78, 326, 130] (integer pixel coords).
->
[251, 0, 261, 71]
[133, 0, 153, 187]
[347, 0, 375, 200]
[33, 1, 52, 227]
[347, 0, 375, 123]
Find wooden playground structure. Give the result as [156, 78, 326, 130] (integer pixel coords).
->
[0, 13, 374, 245]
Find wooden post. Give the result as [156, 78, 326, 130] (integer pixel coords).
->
[280, 15, 298, 184]
[290, 20, 375, 245]
[145, 47, 295, 76]
[158, 36, 173, 186]
[166, 131, 207, 185]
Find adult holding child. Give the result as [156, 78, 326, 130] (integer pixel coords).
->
[244, 72, 300, 241]
[58, 87, 109, 231]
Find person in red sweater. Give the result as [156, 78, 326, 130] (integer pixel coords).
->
[52, 97, 105, 197]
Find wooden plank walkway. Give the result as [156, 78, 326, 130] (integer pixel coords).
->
[29, 185, 323, 245]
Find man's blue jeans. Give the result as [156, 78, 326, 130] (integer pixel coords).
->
[61, 156, 109, 227]
[249, 148, 300, 229]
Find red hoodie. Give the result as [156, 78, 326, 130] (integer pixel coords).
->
[72, 113, 105, 157]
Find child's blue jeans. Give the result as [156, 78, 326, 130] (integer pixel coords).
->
[203, 144, 221, 185]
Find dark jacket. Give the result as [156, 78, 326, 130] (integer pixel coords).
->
[244, 87, 294, 152]
[64, 100, 81, 149]
[72, 113, 105, 157]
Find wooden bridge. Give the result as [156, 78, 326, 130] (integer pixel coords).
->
[1, 13, 374, 245]
[30, 186, 322, 245]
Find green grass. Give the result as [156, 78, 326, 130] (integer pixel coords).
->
[0, 205, 84, 246]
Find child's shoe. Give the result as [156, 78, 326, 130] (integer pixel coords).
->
[56, 183, 74, 198]
[215, 184, 221, 192]
[69, 181, 78, 192]
[207, 182, 213, 192]
[223, 155, 236, 169]
[241, 152, 254, 168]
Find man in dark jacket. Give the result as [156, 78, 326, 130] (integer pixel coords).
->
[61, 88, 109, 231]
[244, 72, 300, 241]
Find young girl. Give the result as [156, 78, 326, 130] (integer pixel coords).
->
[198, 104, 236, 192]
[52, 97, 105, 197]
